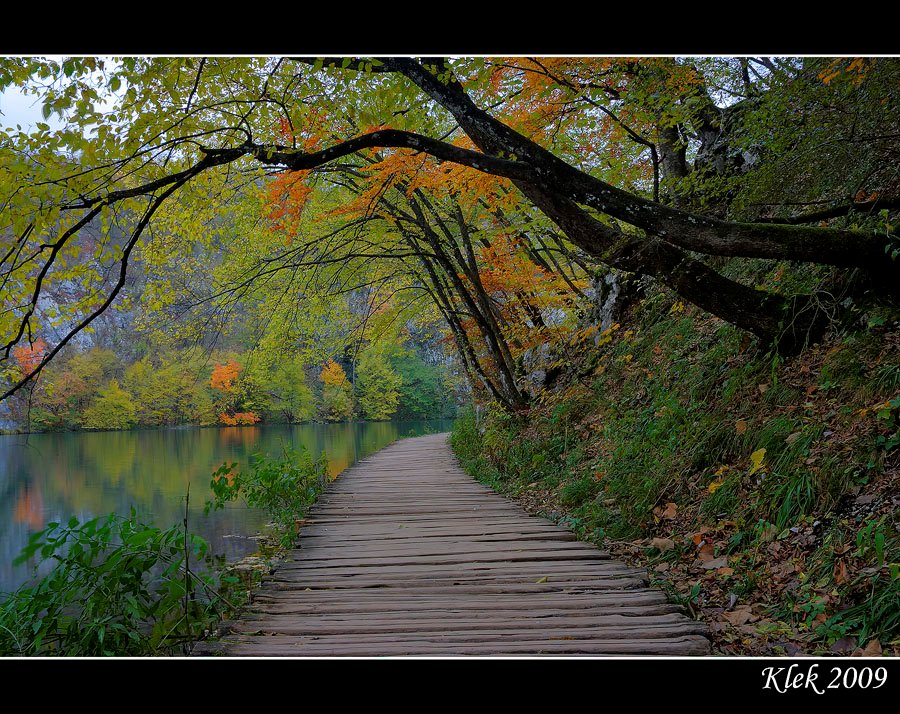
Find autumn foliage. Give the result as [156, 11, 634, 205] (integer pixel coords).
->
[210, 361, 241, 393]
[320, 359, 347, 386]
[219, 412, 261, 426]
[210, 360, 260, 425]
[12, 338, 47, 376]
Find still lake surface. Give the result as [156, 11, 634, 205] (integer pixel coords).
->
[0, 420, 453, 593]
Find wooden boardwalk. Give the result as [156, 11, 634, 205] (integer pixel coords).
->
[198, 433, 709, 656]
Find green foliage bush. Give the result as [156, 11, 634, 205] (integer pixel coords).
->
[0, 511, 222, 656]
[357, 349, 403, 421]
[82, 380, 138, 429]
[205, 446, 329, 548]
[393, 353, 454, 419]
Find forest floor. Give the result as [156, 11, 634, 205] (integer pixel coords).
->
[451, 271, 899, 656]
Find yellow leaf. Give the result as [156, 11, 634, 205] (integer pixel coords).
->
[708, 479, 726, 494]
[749, 448, 767, 475]
[535, 576, 549, 584]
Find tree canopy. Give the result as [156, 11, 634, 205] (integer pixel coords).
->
[1, 56, 897, 409]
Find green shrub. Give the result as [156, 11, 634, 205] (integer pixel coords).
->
[0, 511, 221, 656]
[205, 445, 329, 547]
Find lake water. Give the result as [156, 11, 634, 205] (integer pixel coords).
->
[0, 420, 454, 593]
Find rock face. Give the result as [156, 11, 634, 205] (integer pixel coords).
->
[516, 270, 651, 397]
[0, 401, 15, 431]
[586, 271, 649, 336]
[592, 272, 621, 333]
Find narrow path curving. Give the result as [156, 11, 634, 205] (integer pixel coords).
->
[197, 433, 710, 656]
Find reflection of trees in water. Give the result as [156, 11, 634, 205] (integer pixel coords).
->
[0, 420, 454, 592]
[13, 484, 43, 528]
[217, 425, 261, 448]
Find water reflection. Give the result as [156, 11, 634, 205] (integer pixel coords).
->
[0, 420, 453, 592]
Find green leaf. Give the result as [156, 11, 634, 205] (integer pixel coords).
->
[125, 530, 157, 547]
[874, 531, 885, 566]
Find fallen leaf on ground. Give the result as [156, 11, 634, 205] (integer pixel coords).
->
[654, 562, 670, 572]
[653, 502, 677, 520]
[852, 640, 883, 657]
[735, 419, 747, 434]
[834, 559, 848, 585]
[830, 636, 857, 653]
[749, 448, 767, 475]
[785, 432, 802, 445]
[717, 567, 734, 576]
[702, 557, 729, 569]
[698, 542, 715, 561]
[722, 606, 754, 626]
[535, 576, 549, 584]
[650, 537, 675, 552]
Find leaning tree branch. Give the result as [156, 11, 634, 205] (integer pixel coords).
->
[366, 57, 893, 272]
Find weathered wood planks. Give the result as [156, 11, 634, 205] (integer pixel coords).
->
[196, 433, 710, 656]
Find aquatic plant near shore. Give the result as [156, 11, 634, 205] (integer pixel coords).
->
[0, 507, 227, 656]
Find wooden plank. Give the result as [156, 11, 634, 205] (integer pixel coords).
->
[285, 551, 612, 568]
[198, 636, 712, 656]
[250, 591, 671, 606]
[254, 584, 668, 598]
[260, 581, 651, 593]
[246, 602, 685, 617]
[288, 540, 605, 561]
[226, 621, 709, 638]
